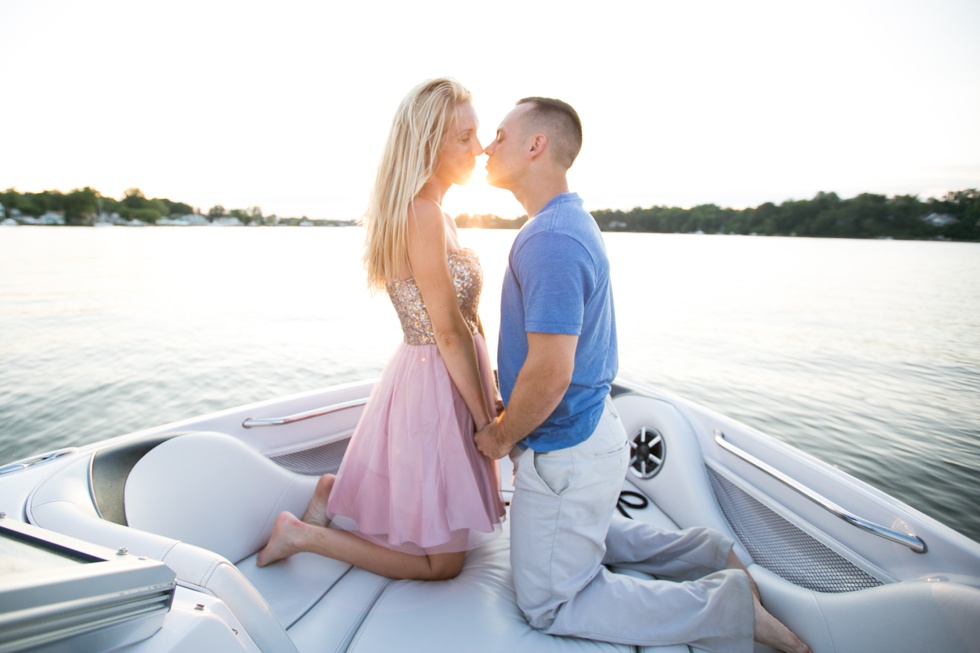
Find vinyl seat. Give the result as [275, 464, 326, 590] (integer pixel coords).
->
[28, 430, 692, 653]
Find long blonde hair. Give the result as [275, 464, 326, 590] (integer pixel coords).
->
[362, 77, 472, 291]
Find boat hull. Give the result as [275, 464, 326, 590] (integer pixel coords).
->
[1, 379, 978, 652]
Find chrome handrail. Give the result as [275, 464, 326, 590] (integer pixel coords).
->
[714, 430, 927, 554]
[242, 397, 369, 429]
[0, 447, 79, 476]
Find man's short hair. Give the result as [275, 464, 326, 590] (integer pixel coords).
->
[516, 97, 583, 169]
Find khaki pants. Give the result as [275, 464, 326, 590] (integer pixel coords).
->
[509, 398, 754, 653]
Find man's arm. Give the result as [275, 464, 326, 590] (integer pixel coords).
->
[474, 332, 577, 459]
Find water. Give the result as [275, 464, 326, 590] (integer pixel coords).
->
[1, 226, 978, 543]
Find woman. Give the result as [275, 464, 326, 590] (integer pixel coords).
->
[258, 78, 505, 580]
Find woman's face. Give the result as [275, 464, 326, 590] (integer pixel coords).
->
[434, 102, 483, 186]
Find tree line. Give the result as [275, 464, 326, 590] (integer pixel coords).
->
[0, 187, 279, 225]
[3, 186, 978, 241]
[459, 189, 979, 241]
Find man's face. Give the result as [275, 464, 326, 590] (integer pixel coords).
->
[433, 102, 483, 187]
[484, 103, 534, 190]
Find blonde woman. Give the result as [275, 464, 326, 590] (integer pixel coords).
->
[258, 78, 505, 580]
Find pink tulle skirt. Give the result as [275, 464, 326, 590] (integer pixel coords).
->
[326, 334, 505, 555]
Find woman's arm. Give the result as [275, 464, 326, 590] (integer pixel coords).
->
[407, 200, 492, 430]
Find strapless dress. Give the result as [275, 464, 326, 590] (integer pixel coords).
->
[326, 248, 505, 554]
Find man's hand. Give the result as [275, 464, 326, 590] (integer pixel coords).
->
[475, 417, 514, 460]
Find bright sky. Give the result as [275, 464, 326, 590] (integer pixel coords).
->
[2, 0, 978, 220]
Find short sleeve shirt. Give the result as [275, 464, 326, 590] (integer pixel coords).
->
[497, 193, 618, 451]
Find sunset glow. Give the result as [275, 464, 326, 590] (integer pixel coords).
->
[2, 0, 978, 220]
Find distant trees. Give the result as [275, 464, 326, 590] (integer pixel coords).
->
[454, 213, 528, 229]
[0, 187, 100, 225]
[0, 188, 265, 225]
[591, 190, 979, 241]
[0, 187, 211, 225]
[3, 186, 977, 240]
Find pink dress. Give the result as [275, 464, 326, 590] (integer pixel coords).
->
[326, 248, 506, 554]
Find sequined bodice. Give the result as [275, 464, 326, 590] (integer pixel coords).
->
[387, 248, 482, 346]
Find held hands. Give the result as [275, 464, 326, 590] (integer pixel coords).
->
[474, 416, 514, 460]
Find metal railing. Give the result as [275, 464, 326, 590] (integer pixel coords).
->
[242, 397, 368, 429]
[0, 447, 78, 476]
[714, 430, 927, 554]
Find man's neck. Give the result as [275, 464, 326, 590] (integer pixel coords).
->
[514, 175, 570, 219]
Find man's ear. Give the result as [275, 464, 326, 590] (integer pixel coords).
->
[527, 134, 548, 160]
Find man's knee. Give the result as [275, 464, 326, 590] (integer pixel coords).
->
[516, 592, 560, 632]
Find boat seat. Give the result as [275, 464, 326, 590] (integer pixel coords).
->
[29, 430, 699, 653]
[130, 432, 695, 653]
[28, 433, 305, 653]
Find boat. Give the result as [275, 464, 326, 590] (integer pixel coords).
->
[1, 377, 978, 652]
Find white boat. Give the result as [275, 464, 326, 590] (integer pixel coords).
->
[1, 378, 978, 653]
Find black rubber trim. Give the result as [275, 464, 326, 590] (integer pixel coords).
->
[90, 433, 187, 525]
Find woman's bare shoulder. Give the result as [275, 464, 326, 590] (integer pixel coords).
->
[409, 197, 444, 222]
[408, 197, 447, 241]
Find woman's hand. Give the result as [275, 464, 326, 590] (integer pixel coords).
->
[474, 416, 514, 460]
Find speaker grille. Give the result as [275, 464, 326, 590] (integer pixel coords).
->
[629, 427, 666, 479]
[708, 466, 883, 593]
[270, 438, 350, 476]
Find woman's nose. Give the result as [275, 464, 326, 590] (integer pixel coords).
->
[483, 141, 495, 156]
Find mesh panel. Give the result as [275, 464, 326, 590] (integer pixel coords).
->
[270, 438, 350, 476]
[708, 466, 883, 593]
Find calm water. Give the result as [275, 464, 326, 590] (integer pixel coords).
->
[2, 226, 978, 542]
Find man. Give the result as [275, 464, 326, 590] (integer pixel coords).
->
[475, 97, 809, 653]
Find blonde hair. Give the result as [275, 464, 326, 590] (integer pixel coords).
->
[363, 78, 472, 291]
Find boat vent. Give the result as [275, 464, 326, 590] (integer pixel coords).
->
[628, 427, 666, 479]
[707, 466, 883, 593]
[270, 438, 350, 476]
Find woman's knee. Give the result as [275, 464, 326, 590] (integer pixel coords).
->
[426, 552, 465, 580]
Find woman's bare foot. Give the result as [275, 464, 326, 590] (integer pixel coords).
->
[257, 511, 304, 567]
[753, 595, 811, 653]
[302, 474, 336, 527]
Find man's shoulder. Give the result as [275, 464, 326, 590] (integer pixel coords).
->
[538, 193, 589, 221]
[526, 201, 595, 239]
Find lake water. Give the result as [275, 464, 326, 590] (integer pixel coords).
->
[1, 226, 978, 543]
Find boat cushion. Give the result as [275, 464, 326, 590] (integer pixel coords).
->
[28, 453, 300, 653]
[316, 517, 690, 653]
[90, 432, 186, 526]
[124, 431, 318, 564]
[120, 431, 693, 652]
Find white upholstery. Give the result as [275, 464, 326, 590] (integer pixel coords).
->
[125, 431, 318, 564]
[343, 519, 634, 653]
[237, 551, 354, 629]
[614, 395, 745, 555]
[28, 445, 299, 653]
[119, 433, 697, 652]
[23, 431, 700, 653]
[751, 563, 980, 653]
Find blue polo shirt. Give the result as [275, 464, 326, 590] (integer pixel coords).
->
[497, 193, 618, 452]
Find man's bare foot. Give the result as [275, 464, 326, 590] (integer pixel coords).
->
[727, 550, 761, 601]
[302, 474, 336, 527]
[257, 511, 304, 567]
[753, 595, 811, 653]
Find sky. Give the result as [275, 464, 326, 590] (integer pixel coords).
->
[2, 0, 979, 220]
